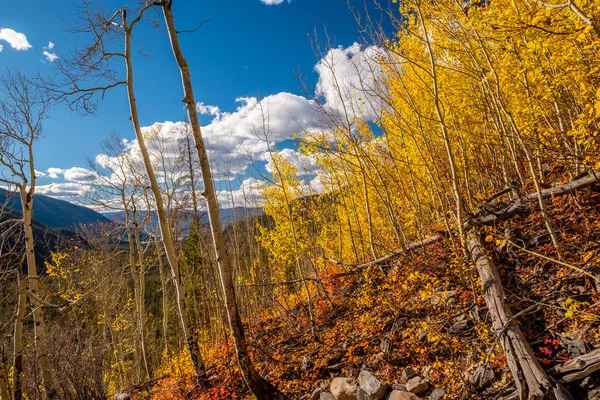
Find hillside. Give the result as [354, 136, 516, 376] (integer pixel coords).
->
[102, 206, 264, 233]
[0, 187, 110, 229]
[148, 175, 600, 400]
[0, 207, 84, 273]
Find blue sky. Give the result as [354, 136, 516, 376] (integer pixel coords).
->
[1, 0, 385, 207]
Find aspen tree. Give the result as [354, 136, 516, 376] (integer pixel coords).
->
[0, 71, 57, 399]
[159, 2, 282, 397]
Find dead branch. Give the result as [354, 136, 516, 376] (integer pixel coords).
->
[548, 348, 600, 383]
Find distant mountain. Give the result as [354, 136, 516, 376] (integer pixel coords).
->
[0, 187, 110, 229]
[0, 207, 86, 274]
[103, 206, 264, 235]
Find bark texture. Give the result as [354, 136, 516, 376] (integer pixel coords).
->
[468, 234, 569, 400]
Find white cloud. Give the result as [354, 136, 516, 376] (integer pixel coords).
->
[55, 44, 384, 210]
[217, 177, 267, 208]
[47, 41, 54, 50]
[197, 102, 222, 118]
[201, 93, 318, 178]
[46, 167, 64, 179]
[266, 148, 320, 176]
[260, 0, 289, 4]
[36, 182, 89, 199]
[45, 167, 97, 182]
[34, 170, 46, 177]
[63, 167, 97, 183]
[43, 50, 58, 62]
[0, 44, 3, 52]
[0, 28, 32, 51]
[315, 43, 386, 121]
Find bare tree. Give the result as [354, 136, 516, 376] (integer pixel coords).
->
[48, 1, 209, 386]
[159, 2, 281, 398]
[0, 71, 57, 399]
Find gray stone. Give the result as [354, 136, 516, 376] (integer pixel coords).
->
[321, 393, 336, 400]
[391, 384, 407, 391]
[302, 356, 313, 372]
[359, 370, 390, 400]
[469, 365, 495, 389]
[114, 393, 130, 400]
[406, 376, 429, 394]
[357, 388, 370, 400]
[566, 338, 587, 358]
[330, 377, 359, 400]
[311, 388, 323, 400]
[401, 367, 417, 384]
[386, 390, 419, 400]
[448, 320, 469, 335]
[430, 387, 446, 400]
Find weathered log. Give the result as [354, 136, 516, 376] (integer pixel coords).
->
[466, 171, 599, 229]
[548, 348, 600, 383]
[469, 234, 570, 400]
[325, 171, 599, 270]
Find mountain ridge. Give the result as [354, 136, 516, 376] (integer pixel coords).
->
[0, 187, 110, 229]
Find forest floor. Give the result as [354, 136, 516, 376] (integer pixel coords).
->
[148, 171, 600, 399]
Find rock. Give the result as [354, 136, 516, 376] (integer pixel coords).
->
[359, 370, 390, 399]
[330, 377, 359, 400]
[582, 376, 598, 390]
[302, 356, 313, 372]
[311, 388, 323, 400]
[357, 388, 370, 400]
[430, 387, 446, 400]
[469, 365, 495, 389]
[566, 338, 587, 358]
[321, 393, 336, 400]
[401, 367, 417, 384]
[387, 390, 419, 400]
[422, 366, 432, 381]
[448, 320, 469, 335]
[113, 393, 130, 400]
[406, 376, 429, 394]
[391, 384, 407, 391]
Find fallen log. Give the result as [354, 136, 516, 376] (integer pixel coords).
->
[465, 171, 599, 229]
[469, 234, 570, 400]
[548, 348, 600, 383]
[324, 235, 443, 269]
[324, 170, 599, 270]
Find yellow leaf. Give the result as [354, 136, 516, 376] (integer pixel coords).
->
[583, 250, 595, 263]
[485, 235, 494, 243]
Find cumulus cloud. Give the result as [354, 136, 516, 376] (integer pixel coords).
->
[63, 167, 97, 183]
[58, 43, 383, 210]
[266, 148, 320, 176]
[0, 28, 32, 51]
[34, 170, 46, 178]
[217, 177, 267, 208]
[315, 43, 386, 121]
[201, 93, 318, 178]
[36, 182, 90, 199]
[0, 44, 3, 52]
[42, 42, 58, 62]
[197, 102, 222, 118]
[47, 167, 64, 179]
[45, 167, 97, 183]
[43, 51, 58, 62]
